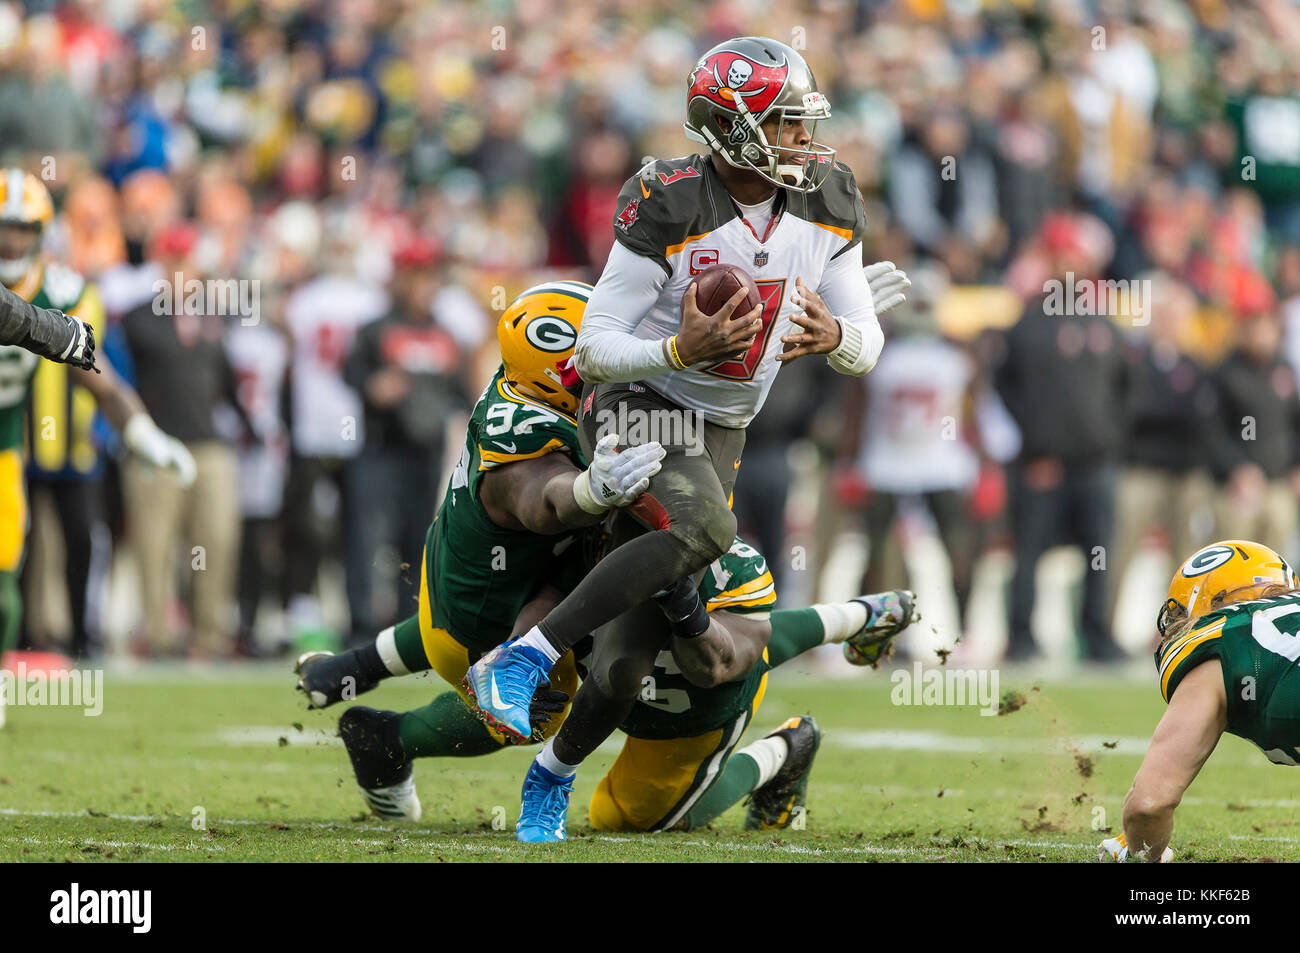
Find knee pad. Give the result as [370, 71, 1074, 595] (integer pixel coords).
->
[669, 498, 736, 565]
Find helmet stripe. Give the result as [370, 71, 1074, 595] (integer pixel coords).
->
[510, 283, 591, 308]
[3, 169, 23, 221]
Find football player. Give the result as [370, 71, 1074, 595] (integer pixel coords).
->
[0, 170, 192, 726]
[467, 36, 897, 749]
[1099, 540, 1300, 862]
[293, 281, 664, 819]
[333, 527, 918, 835]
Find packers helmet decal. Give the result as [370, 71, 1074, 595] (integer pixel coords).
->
[1158, 540, 1300, 638]
[497, 280, 591, 415]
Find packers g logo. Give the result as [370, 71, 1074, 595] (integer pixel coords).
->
[525, 316, 577, 353]
[1181, 545, 1236, 577]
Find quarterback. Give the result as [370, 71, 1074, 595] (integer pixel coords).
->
[464, 38, 908, 823]
[0, 170, 192, 724]
[1100, 540, 1300, 862]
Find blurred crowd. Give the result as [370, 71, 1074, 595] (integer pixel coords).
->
[5, 0, 1300, 663]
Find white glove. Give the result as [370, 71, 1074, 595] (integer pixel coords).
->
[123, 414, 198, 487]
[1098, 832, 1173, 863]
[572, 433, 665, 514]
[864, 261, 911, 316]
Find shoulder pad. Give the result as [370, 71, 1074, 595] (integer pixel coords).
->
[613, 155, 731, 273]
[787, 160, 866, 259]
[476, 376, 582, 472]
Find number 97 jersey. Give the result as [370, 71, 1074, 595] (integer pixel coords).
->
[1157, 591, 1300, 766]
[424, 365, 590, 656]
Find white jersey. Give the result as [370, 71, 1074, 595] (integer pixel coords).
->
[225, 322, 290, 518]
[857, 335, 978, 493]
[284, 274, 388, 458]
[575, 154, 880, 429]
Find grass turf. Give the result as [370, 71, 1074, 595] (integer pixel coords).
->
[0, 660, 1295, 862]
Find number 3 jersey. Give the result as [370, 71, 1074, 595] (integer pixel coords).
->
[1157, 592, 1300, 765]
[424, 365, 591, 655]
[603, 153, 868, 429]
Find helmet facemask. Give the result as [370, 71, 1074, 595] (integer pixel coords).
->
[712, 92, 835, 193]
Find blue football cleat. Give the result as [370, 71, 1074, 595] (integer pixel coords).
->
[516, 760, 574, 843]
[461, 640, 553, 742]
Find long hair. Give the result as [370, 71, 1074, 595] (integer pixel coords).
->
[1159, 583, 1300, 644]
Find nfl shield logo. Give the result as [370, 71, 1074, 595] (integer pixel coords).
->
[753, 249, 769, 267]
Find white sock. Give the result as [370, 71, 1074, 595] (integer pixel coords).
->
[736, 735, 789, 787]
[374, 626, 410, 676]
[536, 738, 579, 778]
[516, 626, 561, 664]
[811, 601, 870, 644]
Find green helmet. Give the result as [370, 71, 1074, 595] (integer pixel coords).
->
[684, 36, 835, 194]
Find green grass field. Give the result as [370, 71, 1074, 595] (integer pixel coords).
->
[1, 659, 1295, 862]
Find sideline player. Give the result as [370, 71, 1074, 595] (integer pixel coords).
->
[0, 170, 193, 726]
[1100, 540, 1300, 862]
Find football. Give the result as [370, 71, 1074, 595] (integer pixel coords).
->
[686, 262, 761, 319]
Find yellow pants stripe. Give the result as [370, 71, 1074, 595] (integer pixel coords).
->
[0, 449, 27, 572]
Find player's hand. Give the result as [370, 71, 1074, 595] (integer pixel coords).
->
[573, 433, 666, 513]
[1098, 832, 1173, 863]
[528, 686, 569, 735]
[676, 283, 762, 366]
[123, 414, 198, 487]
[55, 310, 98, 373]
[776, 277, 842, 363]
[864, 261, 911, 315]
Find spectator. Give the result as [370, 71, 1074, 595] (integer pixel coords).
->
[118, 222, 254, 656]
[993, 217, 1128, 662]
[343, 236, 466, 639]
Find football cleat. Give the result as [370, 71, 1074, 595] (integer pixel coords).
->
[338, 706, 420, 822]
[295, 650, 380, 709]
[1098, 832, 1173, 863]
[462, 640, 554, 742]
[745, 715, 821, 830]
[843, 589, 919, 668]
[516, 760, 574, 843]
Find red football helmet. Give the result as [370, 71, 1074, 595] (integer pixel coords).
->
[684, 36, 835, 193]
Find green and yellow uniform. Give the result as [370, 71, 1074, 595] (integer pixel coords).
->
[0, 263, 100, 572]
[413, 366, 590, 738]
[584, 536, 778, 831]
[1157, 591, 1300, 765]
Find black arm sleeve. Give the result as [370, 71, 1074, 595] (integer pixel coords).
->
[0, 283, 75, 359]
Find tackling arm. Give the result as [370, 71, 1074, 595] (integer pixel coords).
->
[1122, 659, 1227, 861]
[480, 451, 608, 535]
[479, 434, 665, 536]
[671, 610, 771, 690]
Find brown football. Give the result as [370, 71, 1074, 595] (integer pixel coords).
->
[685, 263, 761, 319]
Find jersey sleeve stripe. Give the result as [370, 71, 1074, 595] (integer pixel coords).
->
[811, 221, 853, 242]
[665, 232, 712, 259]
[716, 572, 774, 600]
[707, 583, 776, 609]
[1159, 621, 1224, 702]
[478, 437, 567, 470]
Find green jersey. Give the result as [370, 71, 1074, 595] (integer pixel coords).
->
[0, 263, 92, 451]
[423, 366, 589, 656]
[578, 536, 777, 741]
[1156, 591, 1300, 765]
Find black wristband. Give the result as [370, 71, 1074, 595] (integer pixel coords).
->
[653, 577, 710, 639]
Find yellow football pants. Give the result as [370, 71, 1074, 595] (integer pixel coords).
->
[416, 547, 577, 745]
[0, 449, 27, 572]
[589, 672, 767, 832]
